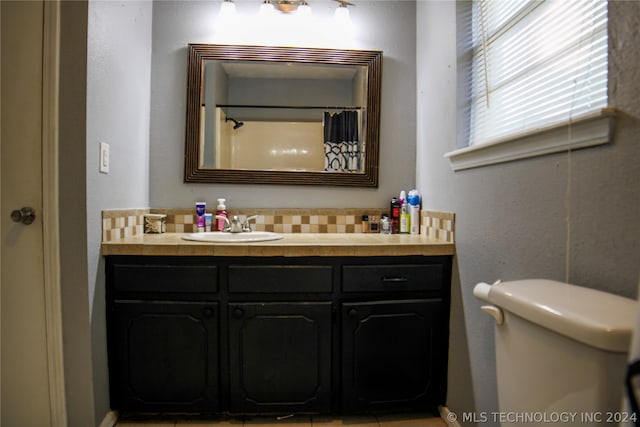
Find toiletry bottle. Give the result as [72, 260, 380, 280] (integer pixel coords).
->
[399, 195, 410, 234]
[196, 201, 207, 232]
[380, 214, 391, 234]
[216, 198, 227, 232]
[205, 213, 213, 232]
[390, 197, 400, 234]
[369, 215, 380, 233]
[361, 215, 369, 233]
[408, 189, 421, 235]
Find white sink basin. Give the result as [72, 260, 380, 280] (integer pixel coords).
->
[182, 231, 284, 243]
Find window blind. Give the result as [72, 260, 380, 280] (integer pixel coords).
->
[466, 0, 608, 147]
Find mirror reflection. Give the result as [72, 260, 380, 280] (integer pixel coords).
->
[184, 44, 382, 186]
[202, 60, 367, 173]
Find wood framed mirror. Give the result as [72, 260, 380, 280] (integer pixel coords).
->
[184, 44, 382, 187]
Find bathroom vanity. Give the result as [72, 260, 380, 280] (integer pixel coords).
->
[103, 234, 453, 416]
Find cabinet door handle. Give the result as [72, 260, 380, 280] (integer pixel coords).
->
[348, 308, 358, 318]
[203, 307, 215, 318]
[382, 276, 409, 284]
[232, 307, 244, 319]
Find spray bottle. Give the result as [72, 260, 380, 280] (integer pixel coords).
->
[399, 190, 410, 234]
[408, 189, 421, 235]
[390, 197, 400, 234]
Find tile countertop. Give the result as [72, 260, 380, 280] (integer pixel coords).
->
[101, 233, 455, 257]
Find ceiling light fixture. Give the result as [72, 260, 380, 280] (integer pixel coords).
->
[334, 0, 354, 22]
[215, 0, 355, 46]
[220, 0, 236, 15]
[275, 0, 299, 13]
[220, 0, 236, 13]
[266, 0, 313, 14]
[260, 0, 276, 16]
[218, 0, 352, 18]
[296, 0, 311, 16]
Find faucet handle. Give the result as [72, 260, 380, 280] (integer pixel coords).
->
[243, 215, 258, 232]
[215, 215, 230, 232]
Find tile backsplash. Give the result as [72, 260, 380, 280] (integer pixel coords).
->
[102, 208, 455, 243]
[423, 210, 455, 243]
[102, 209, 147, 242]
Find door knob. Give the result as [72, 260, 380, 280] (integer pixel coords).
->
[10, 207, 36, 225]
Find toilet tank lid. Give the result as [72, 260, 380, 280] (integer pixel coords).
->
[487, 279, 636, 353]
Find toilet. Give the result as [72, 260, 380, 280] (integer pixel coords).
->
[474, 279, 636, 426]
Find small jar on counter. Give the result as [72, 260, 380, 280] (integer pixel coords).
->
[380, 215, 391, 235]
[144, 214, 167, 234]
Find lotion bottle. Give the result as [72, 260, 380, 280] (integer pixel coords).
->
[216, 198, 227, 232]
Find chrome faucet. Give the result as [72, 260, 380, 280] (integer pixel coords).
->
[215, 215, 258, 233]
[243, 215, 258, 232]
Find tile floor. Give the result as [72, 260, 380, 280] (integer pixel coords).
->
[116, 414, 447, 427]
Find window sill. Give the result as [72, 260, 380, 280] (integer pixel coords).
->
[445, 108, 616, 171]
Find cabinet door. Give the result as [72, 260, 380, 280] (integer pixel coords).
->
[109, 301, 219, 413]
[228, 302, 332, 413]
[341, 299, 445, 413]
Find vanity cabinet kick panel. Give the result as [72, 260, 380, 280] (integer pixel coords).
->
[105, 255, 452, 416]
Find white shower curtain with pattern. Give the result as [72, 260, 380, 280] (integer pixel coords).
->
[323, 110, 360, 172]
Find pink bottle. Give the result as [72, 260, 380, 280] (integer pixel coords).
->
[216, 198, 227, 232]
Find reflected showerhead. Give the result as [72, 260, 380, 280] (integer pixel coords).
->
[226, 117, 244, 130]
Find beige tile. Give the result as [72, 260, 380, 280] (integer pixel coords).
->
[311, 415, 378, 426]
[376, 414, 446, 427]
[116, 415, 446, 427]
[116, 421, 176, 427]
[244, 415, 312, 426]
[176, 417, 243, 426]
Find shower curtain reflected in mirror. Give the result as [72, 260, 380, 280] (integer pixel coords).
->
[323, 110, 360, 172]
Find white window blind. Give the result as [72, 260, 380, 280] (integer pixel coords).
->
[466, 0, 608, 148]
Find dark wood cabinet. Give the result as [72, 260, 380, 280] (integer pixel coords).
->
[108, 300, 219, 412]
[228, 302, 332, 413]
[106, 255, 451, 416]
[341, 299, 445, 413]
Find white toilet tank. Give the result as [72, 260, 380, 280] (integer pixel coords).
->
[474, 279, 636, 426]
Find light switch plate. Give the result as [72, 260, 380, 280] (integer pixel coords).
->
[99, 142, 110, 174]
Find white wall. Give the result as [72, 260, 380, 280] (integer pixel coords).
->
[86, 0, 153, 423]
[149, 0, 417, 209]
[416, 1, 640, 425]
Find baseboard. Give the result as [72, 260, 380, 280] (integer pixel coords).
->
[98, 410, 118, 427]
[439, 405, 462, 427]
[101, 409, 455, 427]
